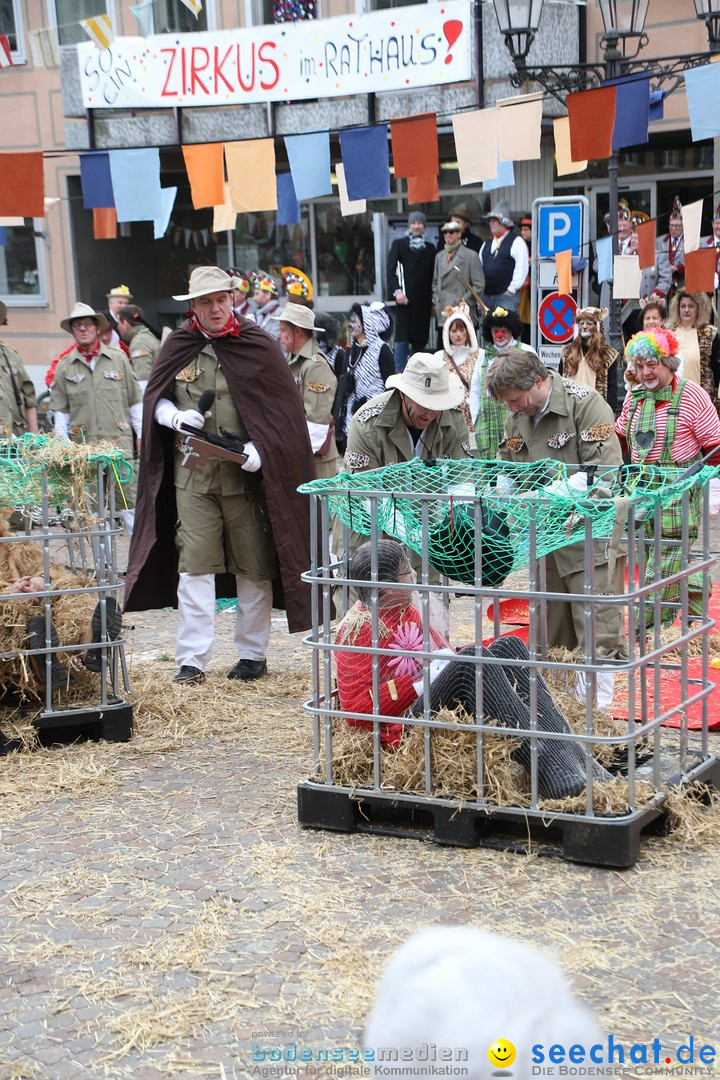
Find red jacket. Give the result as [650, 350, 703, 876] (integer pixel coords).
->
[334, 601, 448, 748]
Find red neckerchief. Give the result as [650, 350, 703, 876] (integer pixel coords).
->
[191, 313, 241, 339]
[77, 340, 101, 363]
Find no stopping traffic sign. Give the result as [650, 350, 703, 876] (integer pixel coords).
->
[538, 292, 577, 344]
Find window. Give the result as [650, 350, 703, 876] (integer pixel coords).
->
[46, 1, 116, 47]
[0, 222, 47, 306]
[0, 0, 24, 59]
[152, 0, 214, 33]
[245, 0, 319, 26]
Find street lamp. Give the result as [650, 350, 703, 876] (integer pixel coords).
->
[491, 0, 719, 393]
[693, 0, 720, 50]
[491, 0, 544, 62]
[597, 0, 650, 39]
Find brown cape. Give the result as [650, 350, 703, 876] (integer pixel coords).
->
[123, 318, 316, 633]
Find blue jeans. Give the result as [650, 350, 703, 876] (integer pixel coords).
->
[393, 340, 410, 373]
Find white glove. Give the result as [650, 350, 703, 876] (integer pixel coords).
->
[172, 409, 205, 432]
[412, 649, 456, 696]
[241, 440, 262, 472]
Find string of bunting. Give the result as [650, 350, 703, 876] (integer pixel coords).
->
[3, 33, 720, 290]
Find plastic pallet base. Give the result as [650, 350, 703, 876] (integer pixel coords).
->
[298, 781, 671, 869]
[34, 700, 133, 746]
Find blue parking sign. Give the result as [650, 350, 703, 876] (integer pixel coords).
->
[538, 204, 583, 257]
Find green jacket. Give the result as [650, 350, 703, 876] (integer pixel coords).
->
[0, 342, 35, 437]
[498, 371, 622, 469]
[344, 388, 472, 473]
[50, 344, 141, 449]
[128, 326, 161, 384]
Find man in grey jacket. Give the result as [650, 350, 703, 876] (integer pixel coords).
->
[432, 223, 485, 332]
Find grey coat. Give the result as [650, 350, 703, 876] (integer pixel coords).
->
[432, 246, 485, 326]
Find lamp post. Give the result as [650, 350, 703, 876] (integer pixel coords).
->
[492, 0, 720, 378]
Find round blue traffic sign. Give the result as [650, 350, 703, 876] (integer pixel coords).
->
[538, 292, 576, 344]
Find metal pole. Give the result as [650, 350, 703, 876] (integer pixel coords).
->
[604, 37, 623, 379]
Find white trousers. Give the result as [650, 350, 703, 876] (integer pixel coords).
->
[176, 573, 272, 670]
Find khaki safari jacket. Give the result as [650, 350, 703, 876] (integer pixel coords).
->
[50, 344, 142, 451]
[498, 370, 622, 575]
[344, 388, 473, 474]
[0, 342, 36, 437]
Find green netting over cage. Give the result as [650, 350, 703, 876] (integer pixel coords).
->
[0, 434, 134, 508]
[299, 457, 716, 585]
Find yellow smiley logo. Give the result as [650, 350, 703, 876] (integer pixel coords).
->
[488, 1039, 516, 1069]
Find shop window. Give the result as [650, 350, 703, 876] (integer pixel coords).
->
[315, 204, 376, 297]
[231, 209, 312, 288]
[0, 223, 46, 304]
[0, 0, 24, 58]
[47, 0, 116, 46]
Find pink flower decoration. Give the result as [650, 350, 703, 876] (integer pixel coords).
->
[387, 621, 424, 677]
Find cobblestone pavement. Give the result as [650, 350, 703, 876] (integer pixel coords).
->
[1, 534, 719, 1080]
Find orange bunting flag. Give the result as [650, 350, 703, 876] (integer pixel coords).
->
[182, 143, 225, 209]
[93, 207, 117, 239]
[407, 175, 439, 204]
[390, 114, 439, 179]
[684, 248, 717, 293]
[555, 249, 572, 296]
[636, 219, 656, 270]
[0, 152, 45, 217]
[567, 87, 616, 162]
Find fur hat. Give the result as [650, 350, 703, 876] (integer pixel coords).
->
[442, 301, 478, 354]
[365, 927, 603, 1080]
[575, 306, 609, 326]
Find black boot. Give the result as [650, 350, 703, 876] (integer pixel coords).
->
[27, 614, 67, 692]
[84, 598, 122, 672]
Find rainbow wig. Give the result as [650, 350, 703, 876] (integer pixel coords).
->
[625, 328, 681, 371]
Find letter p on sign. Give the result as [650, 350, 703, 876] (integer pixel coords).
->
[538, 203, 582, 257]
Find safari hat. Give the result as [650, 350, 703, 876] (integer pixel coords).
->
[441, 221, 463, 233]
[106, 284, 133, 301]
[60, 302, 109, 334]
[386, 353, 463, 411]
[172, 266, 239, 301]
[270, 301, 325, 332]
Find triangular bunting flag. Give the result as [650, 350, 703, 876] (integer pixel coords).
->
[80, 15, 115, 50]
[179, 0, 203, 16]
[130, 2, 155, 36]
[0, 35, 12, 68]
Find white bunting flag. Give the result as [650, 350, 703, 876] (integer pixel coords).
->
[29, 28, 60, 69]
[80, 14, 114, 50]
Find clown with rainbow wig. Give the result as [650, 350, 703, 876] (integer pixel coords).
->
[616, 329, 720, 626]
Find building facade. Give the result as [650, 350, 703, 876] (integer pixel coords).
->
[0, 0, 715, 388]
